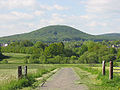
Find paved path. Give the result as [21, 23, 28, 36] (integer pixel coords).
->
[39, 68, 88, 90]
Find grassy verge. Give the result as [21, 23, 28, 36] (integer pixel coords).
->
[74, 65, 120, 90]
[0, 65, 57, 90]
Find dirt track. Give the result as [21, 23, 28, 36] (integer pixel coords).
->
[39, 68, 88, 90]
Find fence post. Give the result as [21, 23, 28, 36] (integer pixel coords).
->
[24, 66, 27, 77]
[18, 66, 22, 79]
[102, 60, 105, 75]
[109, 61, 113, 79]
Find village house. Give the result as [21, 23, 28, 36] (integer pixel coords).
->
[112, 44, 120, 49]
[0, 43, 9, 47]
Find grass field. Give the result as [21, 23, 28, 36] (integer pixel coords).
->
[2, 53, 30, 63]
[75, 64, 120, 90]
[0, 64, 57, 90]
[0, 53, 120, 90]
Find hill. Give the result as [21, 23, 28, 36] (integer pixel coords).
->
[0, 25, 94, 43]
[0, 25, 120, 43]
[96, 33, 120, 40]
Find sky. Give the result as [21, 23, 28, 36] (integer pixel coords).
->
[0, 0, 120, 37]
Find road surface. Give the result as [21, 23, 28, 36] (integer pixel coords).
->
[39, 68, 88, 90]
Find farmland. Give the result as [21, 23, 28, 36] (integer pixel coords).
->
[0, 53, 57, 90]
[2, 53, 30, 64]
[0, 53, 120, 90]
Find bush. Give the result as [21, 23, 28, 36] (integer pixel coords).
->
[0, 60, 8, 64]
[39, 55, 47, 64]
[24, 56, 30, 64]
[70, 55, 77, 60]
[113, 61, 119, 67]
[29, 54, 40, 63]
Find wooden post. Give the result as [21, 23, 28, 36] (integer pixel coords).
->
[102, 60, 105, 75]
[109, 61, 113, 79]
[24, 66, 27, 77]
[18, 66, 22, 79]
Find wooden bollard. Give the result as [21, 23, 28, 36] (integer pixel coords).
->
[102, 60, 105, 75]
[24, 66, 27, 77]
[109, 61, 113, 79]
[18, 66, 22, 79]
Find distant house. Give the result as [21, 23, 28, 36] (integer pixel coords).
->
[0, 43, 9, 47]
[112, 44, 120, 49]
[112, 45, 117, 48]
[4, 44, 8, 47]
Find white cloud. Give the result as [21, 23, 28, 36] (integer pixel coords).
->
[53, 4, 68, 10]
[0, 0, 120, 37]
[39, 4, 69, 11]
[85, 0, 120, 14]
[34, 10, 45, 16]
[87, 21, 107, 27]
[0, 14, 17, 22]
[0, 0, 36, 9]
[0, 0, 69, 11]
[11, 11, 34, 19]
[0, 10, 45, 23]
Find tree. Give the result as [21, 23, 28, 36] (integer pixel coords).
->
[117, 49, 120, 59]
[85, 41, 100, 52]
[44, 42, 64, 57]
[39, 55, 47, 64]
[54, 55, 63, 64]
[0, 46, 4, 60]
[29, 54, 40, 63]
[64, 49, 75, 57]
[87, 52, 98, 63]
[44, 43, 58, 57]
[79, 44, 88, 55]
[71, 55, 77, 60]
[34, 41, 47, 50]
[109, 48, 117, 54]
[79, 52, 88, 63]
[20, 40, 33, 47]
[56, 42, 64, 54]
[102, 54, 116, 62]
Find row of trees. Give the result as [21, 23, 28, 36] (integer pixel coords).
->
[0, 47, 5, 61]
[1, 40, 120, 64]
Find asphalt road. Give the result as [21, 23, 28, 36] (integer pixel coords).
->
[39, 68, 88, 90]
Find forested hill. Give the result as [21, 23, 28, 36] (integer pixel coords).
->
[96, 33, 120, 40]
[0, 25, 120, 43]
[0, 25, 94, 43]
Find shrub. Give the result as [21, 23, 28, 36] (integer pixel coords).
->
[70, 55, 77, 60]
[0, 60, 8, 64]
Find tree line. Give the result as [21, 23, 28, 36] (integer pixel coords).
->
[1, 40, 120, 64]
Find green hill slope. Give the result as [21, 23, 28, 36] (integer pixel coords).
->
[96, 33, 120, 40]
[0, 25, 120, 43]
[0, 25, 94, 43]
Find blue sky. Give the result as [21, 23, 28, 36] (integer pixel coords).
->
[0, 0, 120, 37]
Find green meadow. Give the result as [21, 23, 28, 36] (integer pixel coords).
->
[0, 53, 120, 90]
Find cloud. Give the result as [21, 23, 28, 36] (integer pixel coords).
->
[85, 0, 120, 14]
[53, 4, 68, 10]
[77, 0, 120, 34]
[34, 10, 45, 16]
[0, 10, 45, 23]
[11, 11, 34, 20]
[39, 4, 69, 11]
[0, 0, 68, 11]
[87, 21, 107, 27]
[0, 0, 36, 9]
[0, 0, 120, 37]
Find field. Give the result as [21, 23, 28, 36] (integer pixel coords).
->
[0, 53, 120, 90]
[2, 53, 30, 63]
[0, 53, 57, 90]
